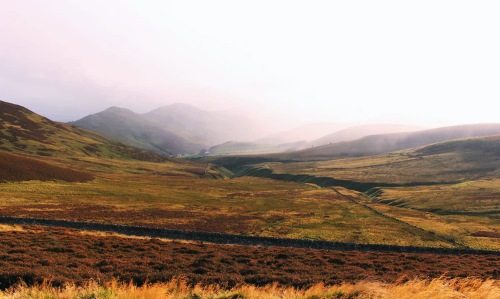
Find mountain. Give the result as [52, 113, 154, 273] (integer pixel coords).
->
[72, 103, 265, 155]
[311, 124, 424, 147]
[144, 103, 264, 145]
[0, 100, 168, 161]
[266, 123, 500, 161]
[71, 106, 202, 155]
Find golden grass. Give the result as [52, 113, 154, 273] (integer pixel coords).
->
[1, 277, 497, 299]
[0, 224, 25, 232]
[0, 171, 451, 247]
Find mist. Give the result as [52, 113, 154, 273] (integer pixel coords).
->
[1, 1, 499, 128]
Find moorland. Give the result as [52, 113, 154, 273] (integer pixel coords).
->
[0, 100, 498, 298]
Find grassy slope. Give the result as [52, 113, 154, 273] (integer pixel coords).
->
[0, 152, 94, 182]
[268, 135, 500, 184]
[209, 136, 500, 250]
[0, 100, 171, 161]
[367, 179, 500, 250]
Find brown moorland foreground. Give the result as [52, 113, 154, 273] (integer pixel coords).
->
[0, 224, 498, 290]
[2, 277, 499, 299]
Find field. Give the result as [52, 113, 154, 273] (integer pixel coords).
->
[209, 137, 500, 251]
[0, 224, 497, 290]
[0, 158, 454, 247]
[264, 136, 500, 184]
[367, 180, 500, 250]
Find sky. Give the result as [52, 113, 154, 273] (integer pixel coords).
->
[1, 0, 499, 127]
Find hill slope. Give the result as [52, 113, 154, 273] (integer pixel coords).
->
[0, 152, 94, 182]
[276, 123, 500, 161]
[265, 135, 500, 184]
[311, 124, 424, 147]
[0, 100, 168, 161]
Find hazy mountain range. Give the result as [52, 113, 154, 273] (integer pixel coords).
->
[71, 103, 268, 155]
[71, 103, 433, 156]
[3, 100, 500, 161]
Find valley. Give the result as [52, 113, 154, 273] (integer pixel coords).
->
[0, 100, 498, 297]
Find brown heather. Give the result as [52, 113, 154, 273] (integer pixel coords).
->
[0, 152, 94, 183]
[0, 225, 498, 290]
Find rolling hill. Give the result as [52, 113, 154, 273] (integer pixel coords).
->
[311, 124, 424, 147]
[266, 135, 500, 184]
[0, 100, 169, 161]
[273, 123, 500, 161]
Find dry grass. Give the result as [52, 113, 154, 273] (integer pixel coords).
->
[1, 277, 498, 299]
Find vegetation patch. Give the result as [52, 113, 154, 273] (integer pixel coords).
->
[0, 152, 94, 183]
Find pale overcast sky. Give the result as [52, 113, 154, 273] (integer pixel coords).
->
[1, 1, 499, 126]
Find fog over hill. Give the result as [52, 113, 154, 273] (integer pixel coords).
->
[72, 103, 267, 155]
[311, 124, 425, 147]
[264, 123, 500, 161]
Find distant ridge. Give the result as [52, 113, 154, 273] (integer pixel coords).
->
[311, 124, 424, 147]
[267, 123, 500, 161]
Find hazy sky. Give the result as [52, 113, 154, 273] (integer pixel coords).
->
[1, 1, 499, 126]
